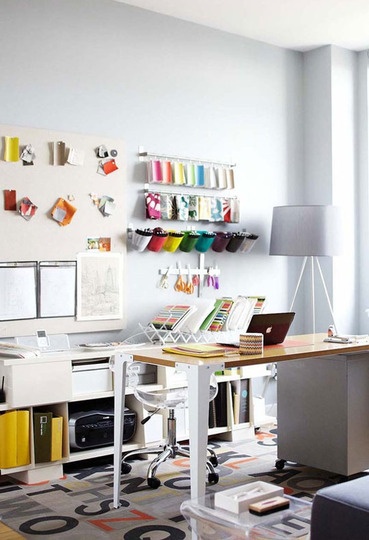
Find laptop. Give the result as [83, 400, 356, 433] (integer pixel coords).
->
[246, 312, 295, 345]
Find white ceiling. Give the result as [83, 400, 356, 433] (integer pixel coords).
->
[116, 0, 369, 52]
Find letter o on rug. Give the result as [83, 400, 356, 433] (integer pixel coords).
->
[19, 515, 79, 534]
[124, 524, 187, 539]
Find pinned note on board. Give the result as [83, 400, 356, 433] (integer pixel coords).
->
[19, 197, 38, 221]
[4, 136, 19, 162]
[67, 148, 85, 166]
[51, 197, 77, 226]
[97, 157, 118, 175]
[98, 196, 115, 217]
[20, 144, 36, 166]
[53, 141, 66, 166]
[4, 190, 16, 211]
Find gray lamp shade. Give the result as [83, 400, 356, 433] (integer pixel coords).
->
[269, 205, 342, 257]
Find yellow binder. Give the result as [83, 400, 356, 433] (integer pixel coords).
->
[0, 410, 30, 468]
[51, 416, 63, 461]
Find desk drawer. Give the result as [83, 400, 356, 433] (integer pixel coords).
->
[5, 361, 72, 407]
[72, 363, 113, 395]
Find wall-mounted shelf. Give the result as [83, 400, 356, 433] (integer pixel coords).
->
[138, 146, 236, 168]
[139, 145, 236, 192]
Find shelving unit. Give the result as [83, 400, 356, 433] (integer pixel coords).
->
[0, 348, 273, 483]
[139, 145, 240, 223]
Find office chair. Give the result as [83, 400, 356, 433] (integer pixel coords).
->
[121, 362, 219, 489]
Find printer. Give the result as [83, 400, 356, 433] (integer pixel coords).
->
[69, 407, 136, 450]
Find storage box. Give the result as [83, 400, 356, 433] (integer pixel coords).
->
[239, 333, 264, 355]
[214, 481, 284, 514]
[72, 362, 113, 395]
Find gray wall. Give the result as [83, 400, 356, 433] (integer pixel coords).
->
[0, 0, 305, 344]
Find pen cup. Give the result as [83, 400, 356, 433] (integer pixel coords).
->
[195, 232, 216, 253]
[239, 233, 259, 253]
[162, 231, 185, 253]
[211, 232, 232, 252]
[179, 231, 200, 252]
[147, 228, 168, 252]
[131, 229, 153, 252]
[226, 232, 248, 253]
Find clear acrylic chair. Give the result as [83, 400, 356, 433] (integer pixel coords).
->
[121, 362, 219, 489]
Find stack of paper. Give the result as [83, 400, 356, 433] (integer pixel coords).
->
[0, 342, 40, 358]
[162, 343, 226, 358]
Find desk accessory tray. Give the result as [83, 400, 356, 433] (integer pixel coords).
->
[214, 481, 284, 514]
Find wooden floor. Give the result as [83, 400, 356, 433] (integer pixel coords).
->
[0, 523, 22, 539]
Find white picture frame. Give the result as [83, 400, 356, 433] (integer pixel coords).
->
[76, 252, 124, 321]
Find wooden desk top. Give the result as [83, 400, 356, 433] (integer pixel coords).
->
[125, 334, 369, 368]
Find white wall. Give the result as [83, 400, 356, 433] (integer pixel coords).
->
[0, 0, 304, 343]
[302, 45, 363, 335]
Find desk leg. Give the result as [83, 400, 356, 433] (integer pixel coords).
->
[112, 353, 132, 509]
[183, 362, 224, 501]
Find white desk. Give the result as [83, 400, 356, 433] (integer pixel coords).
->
[112, 335, 369, 509]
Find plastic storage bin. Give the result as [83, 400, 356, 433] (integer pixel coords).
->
[179, 231, 200, 252]
[211, 232, 232, 252]
[147, 228, 168, 252]
[162, 231, 184, 252]
[131, 229, 153, 252]
[226, 232, 248, 253]
[195, 232, 216, 252]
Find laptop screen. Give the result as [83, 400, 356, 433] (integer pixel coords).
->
[246, 312, 295, 345]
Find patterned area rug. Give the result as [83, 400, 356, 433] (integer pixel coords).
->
[0, 427, 364, 539]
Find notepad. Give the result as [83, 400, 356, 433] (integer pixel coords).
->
[162, 344, 226, 358]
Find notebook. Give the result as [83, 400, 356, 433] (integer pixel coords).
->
[246, 312, 295, 345]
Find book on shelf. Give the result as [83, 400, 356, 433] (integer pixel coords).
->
[199, 298, 234, 332]
[150, 305, 195, 331]
[208, 399, 217, 429]
[231, 379, 250, 424]
[250, 296, 267, 315]
[0, 410, 30, 468]
[224, 296, 257, 332]
[179, 299, 216, 334]
[34, 411, 53, 464]
[34, 412, 64, 463]
[51, 416, 63, 461]
[208, 298, 234, 332]
[208, 382, 228, 428]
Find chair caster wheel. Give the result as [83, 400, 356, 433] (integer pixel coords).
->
[275, 459, 286, 470]
[148, 477, 161, 489]
[121, 462, 132, 474]
[208, 472, 219, 485]
[209, 456, 218, 466]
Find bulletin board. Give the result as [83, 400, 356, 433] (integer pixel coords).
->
[0, 124, 126, 337]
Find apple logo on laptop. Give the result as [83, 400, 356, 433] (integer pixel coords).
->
[266, 326, 273, 334]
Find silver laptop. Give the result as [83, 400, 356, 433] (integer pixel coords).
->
[246, 312, 295, 345]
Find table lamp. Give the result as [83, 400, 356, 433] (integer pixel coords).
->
[269, 205, 342, 333]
